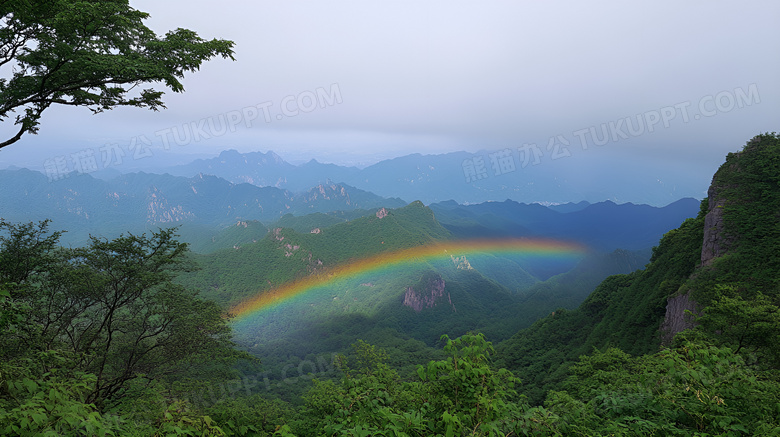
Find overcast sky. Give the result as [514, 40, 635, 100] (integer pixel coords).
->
[1, 1, 778, 177]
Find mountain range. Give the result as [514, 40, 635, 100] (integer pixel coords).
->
[497, 132, 780, 405]
[0, 165, 700, 252]
[3, 133, 778, 435]
[176, 201, 652, 391]
[0, 168, 403, 246]
[431, 197, 700, 252]
[162, 149, 706, 206]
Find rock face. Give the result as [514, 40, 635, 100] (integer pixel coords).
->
[663, 161, 740, 343]
[450, 255, 473, 270]
[376, 207, 389, 219]
[402, 276, 455, 312]
[701, 183, 734, 266]
[146, 186, 193, 223]
[660, 291, 701, 344]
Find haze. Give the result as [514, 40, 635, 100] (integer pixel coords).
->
[1, 1, 778, 199]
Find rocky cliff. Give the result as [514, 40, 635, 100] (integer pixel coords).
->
[700, 173, 738, 266]
[660, 291, 701, 344]
[402, 275, 455, 313]
[660, 168, 729, 342]
[661, 133, 780, 343]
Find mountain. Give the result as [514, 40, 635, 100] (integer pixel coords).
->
[164, 149, 707, 206]
[431, 197, 701, 252]
[0, 168, 405, 247]
[176, 200, 651, 396]
[539, 198, 702, 251]
[4, 135, 778, 435]
[176, 220, 270, 254]
[179, 202, 455, 309]
[167, 150, 321, 190]
[496, 132, 780, 403]
[546, 200, 591, 213]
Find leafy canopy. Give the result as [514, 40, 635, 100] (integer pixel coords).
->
[0, 220, 239, 410]
[0, 0, 235, 149]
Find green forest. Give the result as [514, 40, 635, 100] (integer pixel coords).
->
[1, 1, 777, 435]
[1, 133, 779, 435]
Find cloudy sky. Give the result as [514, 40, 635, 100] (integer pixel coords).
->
[1, 1, 778, 180]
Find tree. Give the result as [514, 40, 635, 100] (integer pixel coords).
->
[0, 0, 234, 150]
[0, 221, 240, 409]
[695, 284, 780, 365]
[549, 342, 780, 435]
[296, 334, 537, 436]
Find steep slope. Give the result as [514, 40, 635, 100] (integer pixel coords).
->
[496, 210, 704, 402]
[181, 200, 650, 369]
[497, 132, 780, 403]
[179, 202, 453, 308]
[690, 132, 780, 294]
[177, 220, 270, 254]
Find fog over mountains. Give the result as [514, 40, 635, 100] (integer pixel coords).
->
[160, 149, 706, 206]
[0, 149, 701, 252]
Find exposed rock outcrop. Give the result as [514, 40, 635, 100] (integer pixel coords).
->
[146, 186, 193, 223]
[701, 183, 735, 266]
[376, 207, 389, 219]
[402, 276, 455, 312]
[660, 291, 702, 344]
[450, 255, 473, 270]
[663, 151, 743, 342]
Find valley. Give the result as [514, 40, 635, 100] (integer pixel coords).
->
[2, 134, 779, 435]
[1, 2, 778, 434]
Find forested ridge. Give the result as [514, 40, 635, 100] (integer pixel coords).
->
[2, 133, 780, 435]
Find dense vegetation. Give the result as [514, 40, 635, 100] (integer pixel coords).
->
[496, 205, 706, 403]
[178, 202, 452, 308]
[174, 201, 646, 405]
[2, 134, 779, 435]
[0, 220, 248, 435]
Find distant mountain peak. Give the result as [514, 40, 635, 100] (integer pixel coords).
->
[266, 150, 286, 164]
[160, 148, 706, 205]
[218, 149, 241, 158]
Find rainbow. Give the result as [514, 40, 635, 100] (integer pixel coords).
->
[230, 239, 587, 324]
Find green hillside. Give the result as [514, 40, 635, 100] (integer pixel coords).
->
[268, 210, 377, 234]
[6, 135, 777, 435]
[173, 199, 651, 407]
[496, 211, 704, 402]
[176, 220, 270, 253]
[178, 201, 452, 308]
[498, 132, 780, 405]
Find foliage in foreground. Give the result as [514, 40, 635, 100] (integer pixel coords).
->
[0, 220, 244, 436]
[4, 129, 780, 436]
[0, 0, 235, 150]
[259, 334, 778, 437]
